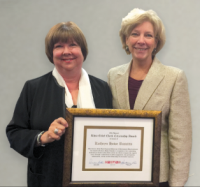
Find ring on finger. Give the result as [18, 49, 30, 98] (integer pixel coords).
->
[54, 128, 59, 134]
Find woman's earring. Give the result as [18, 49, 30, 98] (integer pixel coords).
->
[153, 48, 157, 54]
[125, 45, 129, 52]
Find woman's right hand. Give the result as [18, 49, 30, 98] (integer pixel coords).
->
[40, 117, 68, 144]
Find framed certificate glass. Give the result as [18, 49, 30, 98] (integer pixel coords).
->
[63, 109, 161, 187]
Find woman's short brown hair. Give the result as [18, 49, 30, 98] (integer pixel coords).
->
[45, 21, 88, 63]
[120, 8, 166, 57]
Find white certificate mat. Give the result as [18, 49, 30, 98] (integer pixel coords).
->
[71, 117, 154, 182]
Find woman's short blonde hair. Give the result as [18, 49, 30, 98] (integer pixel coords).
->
[45, 21, 88, 63]
[120, 8, 166, 57]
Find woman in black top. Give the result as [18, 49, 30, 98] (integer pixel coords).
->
[6, 21, 112, 186]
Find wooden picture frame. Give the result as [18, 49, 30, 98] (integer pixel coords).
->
[63, 108, 161, 187]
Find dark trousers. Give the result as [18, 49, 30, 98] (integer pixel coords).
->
[159, 182, 169, 187]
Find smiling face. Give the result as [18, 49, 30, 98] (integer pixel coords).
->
[126, 21, 157, 63]
[53, 40, 84, 75]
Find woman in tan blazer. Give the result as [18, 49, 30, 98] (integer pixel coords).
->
[108, 8, 192, 187]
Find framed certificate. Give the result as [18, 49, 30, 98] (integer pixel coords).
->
[63, 109, 161, 187]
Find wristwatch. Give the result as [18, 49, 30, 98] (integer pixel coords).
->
[37, 131, 45, 147]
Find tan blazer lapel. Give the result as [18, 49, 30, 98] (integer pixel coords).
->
[115, 62, 132, 109]
[134, 58, 165, 110]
